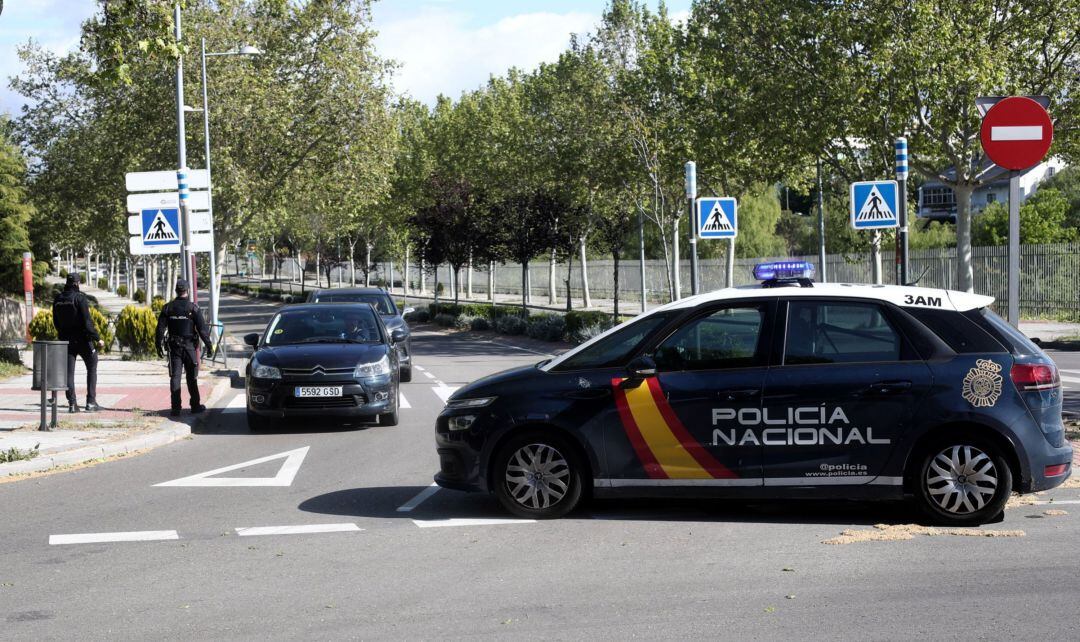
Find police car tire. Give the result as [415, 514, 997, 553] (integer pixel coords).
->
[492, 432, 584, 519]
[913, 436, 1012, 526]
[400, 367, 412, 383]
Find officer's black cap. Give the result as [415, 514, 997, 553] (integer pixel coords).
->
[65, 273, 80, 288]
[175, 279, 189, 294]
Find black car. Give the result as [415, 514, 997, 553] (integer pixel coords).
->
[244, 303, 405, 430]
[308, 288, 414, 382]
[434, 263, 1073, 524]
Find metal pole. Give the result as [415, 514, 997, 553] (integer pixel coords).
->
[1008, 172, 1020, 326]
[817, 158, 827, 282]
[174, 2, 191, 284]
[200, 38, 220, 335]
[685, 161, 699, 295]
[639, 207, 647, 314]
[896, 137, 910, 284]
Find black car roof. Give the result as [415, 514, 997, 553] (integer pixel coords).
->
[311, 288, 390, 296]
[278, 302, 378, 313]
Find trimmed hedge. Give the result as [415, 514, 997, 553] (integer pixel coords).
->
[97, 277, 108, 290]
[565, 310, 611, 336]
[115, 305, 158, 355]
[89, 308, 114, 352]
[133, 288, 146, 304]
[28, 310, 57, 340]
[494, 315, 528, 335]
[117, 284, 128, 297]
[526, 314, 566, 342]
[151, 296, 166, 314]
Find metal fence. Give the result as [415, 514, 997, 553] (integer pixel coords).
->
[228, 243, 1080, 319]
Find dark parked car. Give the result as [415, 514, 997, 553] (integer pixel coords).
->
[244, 303, 405, 431]
[308, 288, 414, 382]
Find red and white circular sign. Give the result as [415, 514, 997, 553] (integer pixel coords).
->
[980, 96, 1053, 171]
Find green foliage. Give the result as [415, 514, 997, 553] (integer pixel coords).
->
[973, 190, 1080, 246]
[151, 295, 165, 314]
[733, 186, 785, 259]
[133, 288, 146, 304]
[28, 309, 57, 340]
[88, 307, 113, 353]
[1042, 167, 1080, 230]
[0, 445, 39, 463]
[526, 314, 567, 342]
[115, 305, 157, 355]
[565, 310, 612, 336]
[0, 123, 35, 295]
[494, 315, 528, 335]
[97, 277, 108, 289]
[116, 284, 128, 297]
[433, 313, 458, 327]
[469, 317, 491, 331]
[909, 220, 956, 250]
[59, 268, 68, 278]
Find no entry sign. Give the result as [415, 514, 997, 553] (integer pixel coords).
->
[979, 96, 1053, 171]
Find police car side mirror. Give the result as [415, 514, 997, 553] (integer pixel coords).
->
[403, 307, 415, 316]
[627, 356, 657, 379]
[243, 333, 260, 347]
[390, 328, 408, 344]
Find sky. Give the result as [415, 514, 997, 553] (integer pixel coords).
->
[0, 0, 690, 115]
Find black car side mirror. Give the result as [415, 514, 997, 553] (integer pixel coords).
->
[627, 356, 657, 379]
[243, 333, 260, 347]
[391, 328, 408, 344]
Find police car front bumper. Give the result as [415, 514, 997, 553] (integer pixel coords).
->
[433, 409, 490, 492]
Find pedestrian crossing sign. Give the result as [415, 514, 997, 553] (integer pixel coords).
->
[850, 181, 899, 229]
[697, 197, 738, 239]
[142, 208, 181, 245]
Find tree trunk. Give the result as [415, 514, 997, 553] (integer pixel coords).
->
[419, 258, 426, 294]
[565, 249, 573, 312]
[521, 260, 528, 310]
[365, 243, 373, 287]
[349, 242, 357, 286]
[548, 250, 558, 305]
[579, 236, 592, 308]
[454, 264, 461, 304]
[954, 184, 976, 292]
[404, 246, 410, 297]
[613, 251, 621, 320]
[672, 216, 681, 300]
[488, 262, 495, 301]
[467, 254, 473, 299]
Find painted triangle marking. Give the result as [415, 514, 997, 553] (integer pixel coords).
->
[433, 386, 459, 404]
[153, 446, 310, 487]
[855, 185, 894, 222]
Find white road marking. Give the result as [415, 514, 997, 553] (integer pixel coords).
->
[991, 125, 1043, 141]
[399, 392, 411, 409]
[1058, 375, 1080, 385]
[396, 483, 441, 512]
[226, 394, 246, 409]
[422, 371, 436, 380]
[153, 446, 310, 487]
[235, 523, 361, 537]
[412, 518, 536, 528]
[484, 339, 555, 357]
[432, 386, 459, 403]
[1033, 500, 1080, 505]
[1061, 369, 1080, 375]
[50, 530, 179, 545]
[415, 365, 427, 372]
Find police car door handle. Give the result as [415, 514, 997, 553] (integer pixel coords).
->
[861, 380, 912, 395]
[717, 388, 760, 401]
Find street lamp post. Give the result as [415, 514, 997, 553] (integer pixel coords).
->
[198, 39, 261, 335]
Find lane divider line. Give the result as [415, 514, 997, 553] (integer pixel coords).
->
[235, 524, 362, 537]
[422, 371, 436, 380]
[1033, 500, 1080, 505]
[399, 393, 411, 409]
[50, 530, 180, 545]
[412, 518, 536, 528]
[432, 386, 459, 404]
[397, 483, 441, 512]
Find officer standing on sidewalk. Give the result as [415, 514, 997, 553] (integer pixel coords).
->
[52, 273, 104, 413]
[155, 279, 214, 417]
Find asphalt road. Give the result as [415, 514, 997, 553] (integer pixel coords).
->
[2, 293, 1079, 639]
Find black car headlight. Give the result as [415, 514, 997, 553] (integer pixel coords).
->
[354, 355, 392, 378]
[251, 356, 281, 380]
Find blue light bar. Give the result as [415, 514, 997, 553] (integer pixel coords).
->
[753, 261, 816, 281]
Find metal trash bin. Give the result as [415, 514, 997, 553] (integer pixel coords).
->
[32, 340, 68, 431]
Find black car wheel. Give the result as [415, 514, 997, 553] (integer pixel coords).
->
[400, 367, 412, 383]
[913, 436, 1012, 526]
[247, 410, 274, 432]
[379, 410, 399, 426]
[493, 432, 584, 519]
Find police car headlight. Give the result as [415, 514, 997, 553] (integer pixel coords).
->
[445, 397, 496, 409]
[251, 358, 281, 380]
[354, 355, 391, 378]
[447, 415, 476, 431]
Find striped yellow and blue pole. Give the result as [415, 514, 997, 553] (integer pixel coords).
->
[895, 137, 909, 284]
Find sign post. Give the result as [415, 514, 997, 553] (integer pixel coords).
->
[22, 252, 33, 343]
[685, 161, 699, 295]
[978, 96, 1054, 327]
[895, 138, 909, 284]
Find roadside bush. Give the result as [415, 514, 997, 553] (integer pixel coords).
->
[88, 308, 114, 353]
[0, 346, 21, 365]
[133, 288, 146, 303]
[489, 305, 529, 320]
[570, 321, 614, 345]
[455, 314, 478, 330]
[28, 310, 57, 340]
[429, 302, 462, 317]
[115, 305, 158, 355]
[406, 309, 430, 323]
[470, 317, 491, 331]
[433, 313, 459, 327]
[494, 314, 528, 335]
[117, 284, 128, 297]
[565, 310, 611, 336]
[458, 303, 494, 318]
[59, 268, 68, 278]
[97, 277, 108, 290]
[151, 295, 166, 314]
[281, 294, 295, 304]
[79, 273, 86, 284]
[526, 314, 567, 342]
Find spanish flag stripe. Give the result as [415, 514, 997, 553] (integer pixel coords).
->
[622, 378, 712, 479]
[611, 378, 667, 479]
[645, 378, 738, 479]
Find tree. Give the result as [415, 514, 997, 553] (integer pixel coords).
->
[495, 190, 561, 310]
[0, 122, 37, 294]
[973, 189, 1079, 246]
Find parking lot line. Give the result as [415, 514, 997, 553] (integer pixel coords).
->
[50, 530, 180, 545]
[411, 518, 536, 528]
[234, 524, 362, 537]
[396, 483, 441, 512]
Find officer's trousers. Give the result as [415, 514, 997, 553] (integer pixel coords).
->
[65, 340, 98, 406]
[168, 342, 200, 410]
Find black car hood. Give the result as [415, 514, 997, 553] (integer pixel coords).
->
[450, 363, 541, 401]
[254, 343, 387, 369]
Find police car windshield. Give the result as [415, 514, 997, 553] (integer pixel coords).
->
[264, 308, 382, 345]
[551, 312, 675, 371]
[315, 292, 396, 315]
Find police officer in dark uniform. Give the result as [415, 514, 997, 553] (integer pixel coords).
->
[155, 279, 214, 416]
[52, 273, 103, 413]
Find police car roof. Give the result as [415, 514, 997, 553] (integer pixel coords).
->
[655, 282, 993, 313]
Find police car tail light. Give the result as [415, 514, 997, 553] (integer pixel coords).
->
[1044, 463, 1069, 477]
[1010, 363, 1059, 392]
[753, 261, 815, 282]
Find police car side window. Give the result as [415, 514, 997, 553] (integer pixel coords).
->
[552, 313, 675, 371]
[784, 301, 901, 365]
[653, 306, 764, 371]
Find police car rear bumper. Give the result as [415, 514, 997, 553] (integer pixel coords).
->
[1023, 441, 1073, 492]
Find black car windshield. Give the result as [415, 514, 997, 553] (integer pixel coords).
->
[264, 307, 383, 345]
[315, 292, 396, 315]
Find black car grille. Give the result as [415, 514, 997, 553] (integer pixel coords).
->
[285, 395, 365, 409]
[281, 366, 355, 377]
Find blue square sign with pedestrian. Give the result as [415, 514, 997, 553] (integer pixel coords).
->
[697, 197, 738, 239]
[141, 208, 181, 246]
[850, 181, 899, 229]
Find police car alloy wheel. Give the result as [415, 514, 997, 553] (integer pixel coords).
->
[915, 438, 1012, 525]
[493, 433, 583, 519]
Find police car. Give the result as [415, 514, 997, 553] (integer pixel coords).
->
[434, 262, 1073, 525]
